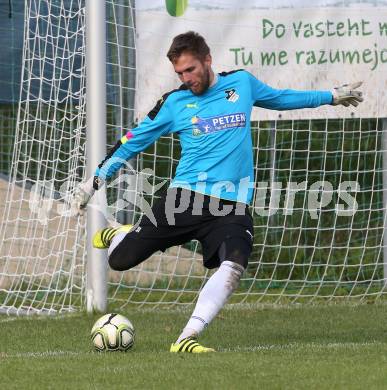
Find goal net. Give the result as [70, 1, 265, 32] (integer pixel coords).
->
[1, 0, 386, 314]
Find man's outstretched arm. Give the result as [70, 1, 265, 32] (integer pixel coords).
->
[247, 72, 363, 110]
[72, 95, 173, 215]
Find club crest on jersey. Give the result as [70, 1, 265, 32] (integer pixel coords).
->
[191, 113, 246, 136]
[225, 89, 239, 103]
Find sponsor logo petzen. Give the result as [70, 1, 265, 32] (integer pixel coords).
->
[192, 113, 246, 136]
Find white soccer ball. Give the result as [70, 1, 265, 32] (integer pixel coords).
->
[91, 313, 135, 352]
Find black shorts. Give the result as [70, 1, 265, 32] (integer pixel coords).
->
[109, 187, 254, 270]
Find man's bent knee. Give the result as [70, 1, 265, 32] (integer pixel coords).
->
[108, 239, 156, 271]
[108, 246, 140, 271]
[218, 237, 252, 269]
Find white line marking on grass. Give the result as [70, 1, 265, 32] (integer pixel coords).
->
[221, 341, 385, 352]
[0, 312, 85, 323]
[0, 317, 19, 323]
[0, 350, 88, 359]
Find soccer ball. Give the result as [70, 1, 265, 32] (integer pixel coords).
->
[91, 313, 135, 352]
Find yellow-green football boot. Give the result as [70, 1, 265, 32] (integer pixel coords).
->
[92, 225, 133, 249]
[170, 337, 215, 353]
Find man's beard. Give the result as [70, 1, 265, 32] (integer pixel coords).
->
[190, 67, 211, 95]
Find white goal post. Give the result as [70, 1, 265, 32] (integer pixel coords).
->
[0, 0, 387, 315]
[85, 0, 107, 313]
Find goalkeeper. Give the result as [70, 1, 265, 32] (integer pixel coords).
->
[74, 31, 363, 353]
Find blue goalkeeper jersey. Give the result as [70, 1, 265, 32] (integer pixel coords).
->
[95, 70, 332, 204]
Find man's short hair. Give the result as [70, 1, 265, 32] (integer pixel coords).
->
[167, 31, 210, 62]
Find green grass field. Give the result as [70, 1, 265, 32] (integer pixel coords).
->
[1, 303, 387, 389]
